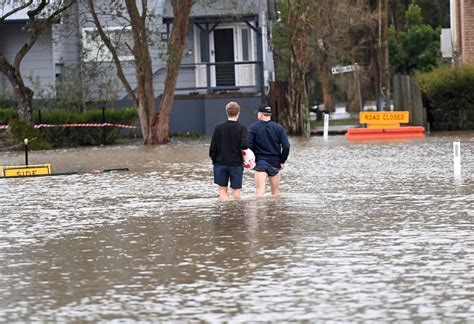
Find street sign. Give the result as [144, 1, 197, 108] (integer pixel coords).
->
[331, 64, 359, 75]
[1, 164, 52, 177]
[359, 111, 409, 128]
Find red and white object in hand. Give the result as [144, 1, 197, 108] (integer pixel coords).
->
[242, 149, 256, 170]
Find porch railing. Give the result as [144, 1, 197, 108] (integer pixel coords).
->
[174, 60, 263, 94]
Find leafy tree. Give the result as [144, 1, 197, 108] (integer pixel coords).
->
[274, 0, 376, 134]
[390, 0, 449, 31]
[389, 4, 441, 75]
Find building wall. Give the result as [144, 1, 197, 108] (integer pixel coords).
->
[460, 0, 474, 64]
[164, 93, 262, 135]
[116, 92, 262, 135]
[52, 2, 81, 66]
[453, 0, 474, 65]
[0, 23, 55, 98]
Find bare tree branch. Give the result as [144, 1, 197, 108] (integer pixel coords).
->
[0, 0, 33, 23]
[85, 0, 137, 104]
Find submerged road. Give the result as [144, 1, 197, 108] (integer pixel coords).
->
[1, 132, 473, 322]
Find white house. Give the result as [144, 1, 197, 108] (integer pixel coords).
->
[0, 0, 278, 134]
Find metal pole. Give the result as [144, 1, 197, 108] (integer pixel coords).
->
[379, 0, 390, 111]
[355, 63, 363, 112]
[102, 107, 106, 146]
[24, 138, 29, 166]
[256, 23, 266, 104]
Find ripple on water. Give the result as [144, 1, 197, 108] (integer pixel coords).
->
[0, 133, 473, 322]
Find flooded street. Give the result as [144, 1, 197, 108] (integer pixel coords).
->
[1, 132, 473, 322]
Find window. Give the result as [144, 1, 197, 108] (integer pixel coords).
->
[199, 30, 208, 62]
[241, 28, 250, 61]
[82, 26, 134, 62]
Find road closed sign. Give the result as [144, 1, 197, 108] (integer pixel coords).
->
[360, 111, 410, 128]
[360, 111, 409, 123]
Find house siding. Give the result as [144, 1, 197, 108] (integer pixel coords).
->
[1, 0, 273, 136]
[163, 0, 260, 17]
[52, 2, 81, 66]
[0, 23, 55, 98]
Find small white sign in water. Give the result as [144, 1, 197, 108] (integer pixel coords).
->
[453, 142, 461, 177]
[323, 113, 329, 141]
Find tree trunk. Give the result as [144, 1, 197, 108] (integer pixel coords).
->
[156, 0, 193, 144]
[134, 38, 157, 145]
[319, 55, 335, 113]
[17, 86, 34, 124]
[287, 72, 308, 136]
[0, 59, 34, 124]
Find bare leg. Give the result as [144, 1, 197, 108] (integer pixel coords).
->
[231, 188, 241, 200]
[218, 186, 228, 201]
[269, 173, 281, 196]
[255, 172, 267, 197]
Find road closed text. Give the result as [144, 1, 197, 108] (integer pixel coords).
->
[360, 112, 409, 124]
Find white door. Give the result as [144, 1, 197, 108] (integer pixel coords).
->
[194, 28, 212, 88]
[236, 26, 255, 87]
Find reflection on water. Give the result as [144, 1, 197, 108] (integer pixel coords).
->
[1, 133, 473, 322]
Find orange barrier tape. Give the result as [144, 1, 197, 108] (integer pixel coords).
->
[2, 124, 137, 129]
[33, 123, 137, 129]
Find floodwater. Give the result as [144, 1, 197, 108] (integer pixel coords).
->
[1, 132, 473, 322]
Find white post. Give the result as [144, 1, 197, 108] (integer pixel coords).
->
[323, 113, 329, 140]
[453, 142, 461, 177]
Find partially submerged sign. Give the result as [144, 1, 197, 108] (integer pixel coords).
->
[1, 164, 52, 177]
[360, 111, 409, 128]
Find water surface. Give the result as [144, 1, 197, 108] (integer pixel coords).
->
[1, 132, 473, 322]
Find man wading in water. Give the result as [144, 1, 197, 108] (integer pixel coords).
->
[209, 101, 248, 201]
[248, 105, 290, 197]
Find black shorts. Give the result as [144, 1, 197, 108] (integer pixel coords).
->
[253, 159, 281, 177]
[213, 165, 244, 189]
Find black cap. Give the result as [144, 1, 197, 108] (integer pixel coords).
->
[258, 105, 272, 114]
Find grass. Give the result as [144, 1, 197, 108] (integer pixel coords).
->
[310, 118, 360, 128]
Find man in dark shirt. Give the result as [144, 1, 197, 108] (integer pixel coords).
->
[248, 105, 290, 197]
[209, 101, 248, 200]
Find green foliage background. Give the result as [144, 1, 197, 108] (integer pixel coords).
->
[415, 66, 474, 131]
[0, 108, 138, 148]
[389, 4, 441, 75]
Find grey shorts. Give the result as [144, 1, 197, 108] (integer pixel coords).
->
[253, 159, 281, 177]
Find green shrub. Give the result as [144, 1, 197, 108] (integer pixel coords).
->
[415, 65, 474, 131]
[36, 108, 138, 146]
[8, 120, 53, 150]
[0, 107, 138, 147]
[0, 108, 18, 124]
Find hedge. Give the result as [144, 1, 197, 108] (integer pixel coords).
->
[415, 65, 474, 131]
[0, 108, 138, 148]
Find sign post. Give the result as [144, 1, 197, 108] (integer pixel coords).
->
[24, 138, 29, 166]
[453, 142, 461, 178]
[332, 64, 363, 112]
[323, 113, 329, 140]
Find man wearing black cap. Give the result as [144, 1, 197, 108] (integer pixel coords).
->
[248, 104, 290, 197]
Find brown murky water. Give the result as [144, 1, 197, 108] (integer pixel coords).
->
[1, 132, 473, 322]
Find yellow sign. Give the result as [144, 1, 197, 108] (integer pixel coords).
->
[360, 111, 409, 128]
[1, 164, 52, 177]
